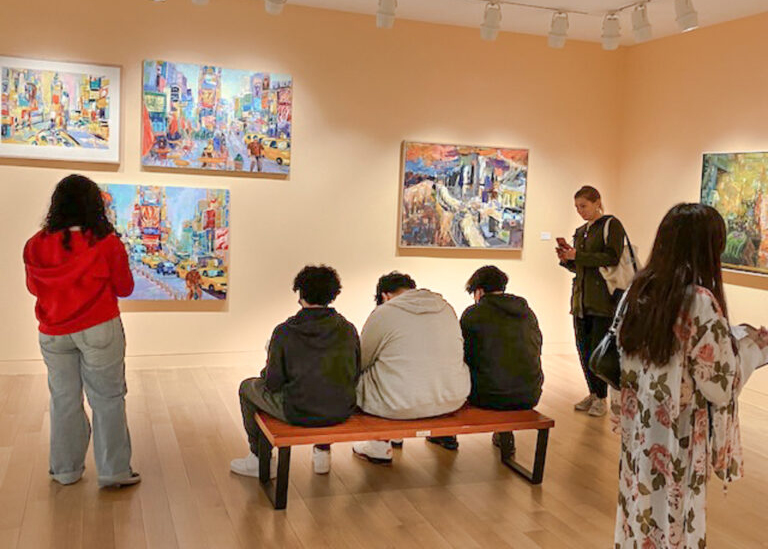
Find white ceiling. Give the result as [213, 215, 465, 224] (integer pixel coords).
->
[286, 0, 768, 45]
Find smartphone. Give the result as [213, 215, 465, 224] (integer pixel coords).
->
[556, 237, 569, 249]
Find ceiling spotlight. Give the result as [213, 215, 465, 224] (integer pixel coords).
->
[674, 0, 698, 32]
[376, 0, 397, 29]
[480, 2, 502, 41]
[601, 13, 621, 51]
[631, 3, 652, 43]
[547, 12, 568, 49]
[265, 0, 286, 15]
[191, 0, 208, 5]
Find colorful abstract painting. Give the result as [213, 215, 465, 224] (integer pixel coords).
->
[702, 152, 768, 275]
[141, 60, 291, 175]
[99, 183, 230, 300]
[399, 141, 529, 249]
[0, 57, 120, 163]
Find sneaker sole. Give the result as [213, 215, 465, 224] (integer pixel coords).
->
[100, 474, 141, 488]
[352, 449, 392, 466]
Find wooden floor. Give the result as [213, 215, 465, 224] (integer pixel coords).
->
[0, 356, 766, 548]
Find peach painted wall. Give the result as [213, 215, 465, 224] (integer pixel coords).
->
[617, 12, 768, 396]
[0, 0, 623, 372]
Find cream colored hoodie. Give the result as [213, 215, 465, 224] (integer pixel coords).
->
[357, 289, 471, 419]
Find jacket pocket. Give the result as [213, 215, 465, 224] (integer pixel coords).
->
[81, 319, 116, 349]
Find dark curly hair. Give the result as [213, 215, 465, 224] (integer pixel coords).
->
[43, 174, 115, 251]
[466, 265, 508, 294]
[375, 272, 416, 305]
[293, 265, 342, 306]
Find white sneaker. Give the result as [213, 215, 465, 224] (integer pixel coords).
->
[574, 394, 596, 412]
[230, 451, 277, 478]
[588, 398, 607, 417]
[352, 440, 393, 465]
[312, 446, 331, 475]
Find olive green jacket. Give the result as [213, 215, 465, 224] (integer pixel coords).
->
[561, 215, 626, 318]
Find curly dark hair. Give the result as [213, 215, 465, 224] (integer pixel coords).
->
[43, 174, 115, 250]
[375, 272, 416, 305]
[466, 265, 508, 294]
[293, 265, 342, 306]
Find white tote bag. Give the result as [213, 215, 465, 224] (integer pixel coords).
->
[599, 217, 640, 295]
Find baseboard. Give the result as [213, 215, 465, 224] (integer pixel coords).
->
[0, 350, 261, 375]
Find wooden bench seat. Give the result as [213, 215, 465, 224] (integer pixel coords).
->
[254, 405, 555, 509]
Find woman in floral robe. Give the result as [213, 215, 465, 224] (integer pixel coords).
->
[613, 204, 764, 548]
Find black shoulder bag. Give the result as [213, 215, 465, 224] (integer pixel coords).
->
[588, 290, 629, 391]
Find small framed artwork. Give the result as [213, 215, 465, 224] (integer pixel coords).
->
[0, 56, 120, 163]
[701, 151, 768, 275]
[399, 141, 529, 249]
[99, 182, 230, 301]
[141, 60, 292, 175]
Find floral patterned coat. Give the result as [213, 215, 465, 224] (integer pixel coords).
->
[613, 287, 761, 548]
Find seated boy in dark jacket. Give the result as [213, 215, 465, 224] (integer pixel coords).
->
[457, 265, 543, 451]
[231, 265, 360, 476]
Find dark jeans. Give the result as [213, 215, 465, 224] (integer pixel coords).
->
[238, 377, 329, 455]
[574, 315, 612, 399]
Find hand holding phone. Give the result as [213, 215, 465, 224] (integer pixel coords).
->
[556, 237, 570, 249]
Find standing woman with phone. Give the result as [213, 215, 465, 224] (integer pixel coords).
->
[556, 186, 626, 417]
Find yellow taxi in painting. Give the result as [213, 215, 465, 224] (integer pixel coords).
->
[141, 255, 162, 269]
[200, 268, 227, 293]
[261, 138, 290, 166]
[176, 259, 197, 279]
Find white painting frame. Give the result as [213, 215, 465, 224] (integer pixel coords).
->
[0, 56, 121, 163]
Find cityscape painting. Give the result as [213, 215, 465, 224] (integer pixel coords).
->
[99, 183, 230, 300]
[141, 60, 291, 175]
[0, 56, 120, 163]
[399, 141, 529, 249]
[702, 152, 768, 275]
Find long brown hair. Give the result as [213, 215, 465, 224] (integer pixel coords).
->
[619, 203, 728, 365]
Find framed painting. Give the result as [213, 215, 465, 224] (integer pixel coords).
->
[99, 183, 230, 300]
[399, 141, 529, 249]
[702, 152, 768, 275]
[141, 60, 292, 175]
[0, 56, 120, 163]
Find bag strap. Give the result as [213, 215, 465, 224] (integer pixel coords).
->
[609, 287, 630, 335]
[603, 215, 639, 273]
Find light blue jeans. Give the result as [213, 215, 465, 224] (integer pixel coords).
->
[39, 317, 134, 487]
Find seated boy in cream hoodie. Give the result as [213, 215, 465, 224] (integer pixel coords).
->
[353, 272, 470, 464]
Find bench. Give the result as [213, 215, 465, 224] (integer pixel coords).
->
[254, 406, 555, 509]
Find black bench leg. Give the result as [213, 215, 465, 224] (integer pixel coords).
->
[258, 441, 291, 510]
[500, 428, 550, 485]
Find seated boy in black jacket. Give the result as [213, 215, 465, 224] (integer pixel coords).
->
[231, 265, 360, 476]
[430, 266, 543, 452]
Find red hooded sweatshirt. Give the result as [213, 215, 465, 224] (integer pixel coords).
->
[24, 230, 134, 335]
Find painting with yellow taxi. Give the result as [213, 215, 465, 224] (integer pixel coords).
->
[99, 183, 230, 300]
[142, 60, 291, 175]
[0, 56, 120, 163]
[399, 141, 529, 249]
[701, 152, 768, 275]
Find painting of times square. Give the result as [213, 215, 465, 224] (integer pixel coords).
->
[100, 183, 230, 301]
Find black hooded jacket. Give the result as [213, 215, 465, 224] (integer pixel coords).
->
[460, 293, 543, 409]
[263, 307, 361, 426]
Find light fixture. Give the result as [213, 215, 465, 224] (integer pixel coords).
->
[480, 2, 502, 41]
[265, 0, 286, 16]
[674, 0, 698, 32]
[376, 0, 397, 29]
[631, 3, 652, 43]
[547, 12, 568, 49]
[601, 14, 621, 51]
[191, 0, 208, 5]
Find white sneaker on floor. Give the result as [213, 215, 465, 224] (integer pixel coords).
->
[230, 451, 277, 478]
[352, 440, 393, 465]
[588, 398, 607, 417]
[312, 446, 331, 474]
[574, 394, 596, 412]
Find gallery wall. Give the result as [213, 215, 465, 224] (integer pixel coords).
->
[617, 12, 768, 396]
[0, 0, 624, 371]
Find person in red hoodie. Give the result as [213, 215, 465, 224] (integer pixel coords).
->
[24, 174, 140, 488]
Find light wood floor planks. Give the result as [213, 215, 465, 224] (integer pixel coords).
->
[0, 356, 765, 549]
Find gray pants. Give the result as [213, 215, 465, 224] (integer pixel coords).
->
[39, 317, 133, 486]
[239, 377, 286, 455]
